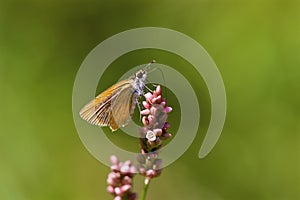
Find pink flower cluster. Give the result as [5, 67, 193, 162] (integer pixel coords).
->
[139, 85, 172, 152]
[106, 85, 172, 199]
[107, 155, 137, 200]
[137, 85, 172, 179]
[137, 152, 163, 179]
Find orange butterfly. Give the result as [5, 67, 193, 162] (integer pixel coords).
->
[79, 61, 155, 131]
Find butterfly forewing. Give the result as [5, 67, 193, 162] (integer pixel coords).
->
[79, 78, 134, 130]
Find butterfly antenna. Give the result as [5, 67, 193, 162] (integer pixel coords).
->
[143, 60, 156, 72]
[156, 67, 168, 99]
[143, 60, 157, 93]
[144, 84, 153, 93]
[145, 64, 167, 98]
[147, 67, 158, 75]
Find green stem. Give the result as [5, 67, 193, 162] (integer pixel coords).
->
[141, 177, 151, 200]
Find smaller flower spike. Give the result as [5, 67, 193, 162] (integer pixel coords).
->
[107, 155, 137, 200]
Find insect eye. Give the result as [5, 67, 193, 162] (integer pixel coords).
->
[136, 70, 144, 78]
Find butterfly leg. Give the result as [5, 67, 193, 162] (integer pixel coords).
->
[136, 96, 143, 120]
[144, 84, 154, 93]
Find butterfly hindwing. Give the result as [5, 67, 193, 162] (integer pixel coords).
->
[109, 85, 136, 131]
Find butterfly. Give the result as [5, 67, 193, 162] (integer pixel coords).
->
[79, 61, 155, 131]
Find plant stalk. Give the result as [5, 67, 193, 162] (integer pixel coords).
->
[141, 177, 151, 200]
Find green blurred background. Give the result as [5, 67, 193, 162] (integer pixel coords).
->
[1, 0, 299, 199]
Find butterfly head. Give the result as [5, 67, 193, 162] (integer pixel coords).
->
[135, 60, 155, 79]
[134, 70, 147, 95]
[135, 69, 147, 79]
[133, 60, 156, 95]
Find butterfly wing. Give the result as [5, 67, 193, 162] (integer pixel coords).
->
[109, 86, 137, 131]
[79, 78, 136, 131]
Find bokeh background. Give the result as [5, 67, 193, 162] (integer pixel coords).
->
[1, 0, 299, 199]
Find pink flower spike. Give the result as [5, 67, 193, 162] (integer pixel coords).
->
[107, 155, 137, 200]
[109, 172, 120, 180]
[107, 85, 172, 200]
[156, 95, 162, 103]
[148, 152, 158, 159]
[107, 185, 115, 194]
[124, 160, 132, 166]
[162, 98, 167, 104]
[130, 166, 136, 174]
[164, 122, 170, 129]
[146, 130, 156, 142]
[165, 106, 172, 113]
[153, 159, 163, 170]
[140, 109, 150, 115]
[121, 184, 131, 192]
[142, 116, 149, 126]
[107, 177, 114, 185]
[142, 101, 150, 109]
[110, 165, 119, 172]
[114, 196, 122, 200]
[162, 133, 172, 139]
[146, 169, 156, 178]
[138, 164, 146, 174]
[110, 155, 119, 165]
[151, 96, 160, 104]
[120, 165, 130, 174]
[122, 176, 132, 184]
[114, 187, 122, 195]
[144, 92, 153, 101]
[155, 137, 161, 145]
[153, 129, 162, 136]
[148, 115, 154, 124]
[156, 85, 162, 94]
